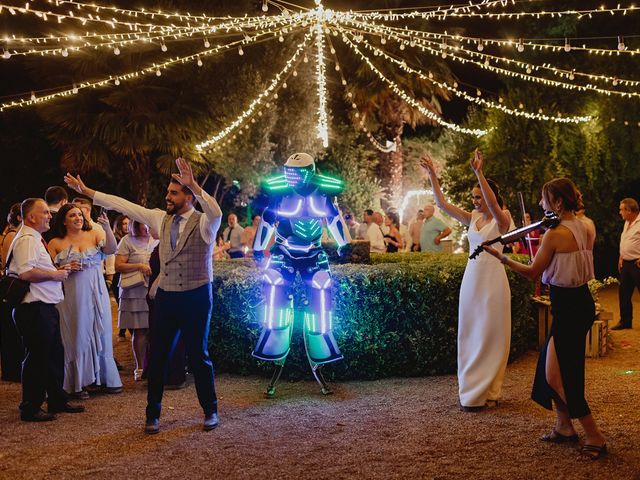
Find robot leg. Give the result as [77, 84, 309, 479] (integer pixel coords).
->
[252, 268, 294, 363]
[303, 270, 343, 394]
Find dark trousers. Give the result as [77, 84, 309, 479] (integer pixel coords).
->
[146, 296, 187, 386]
[619, 259, 640, 326]
[1, 303, 24, 382]
[13, 302, 68, 414]
[146, 284, 217, 420]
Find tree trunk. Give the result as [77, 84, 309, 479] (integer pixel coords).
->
[378, 136, 404, 211]
[125, 154, 151, 206]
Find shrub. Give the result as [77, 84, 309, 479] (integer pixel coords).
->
[209, 253, 536, 380]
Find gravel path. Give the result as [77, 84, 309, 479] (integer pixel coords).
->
[1, 287, 639, 479]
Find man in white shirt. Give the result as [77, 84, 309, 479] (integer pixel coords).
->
[222, 213, 245, 258]
[362, 209, 385, 253]
[8, 198, 84, 421]
[613, 198, 640, 330]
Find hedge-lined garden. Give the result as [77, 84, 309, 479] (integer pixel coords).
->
[208, 252, 536, 380]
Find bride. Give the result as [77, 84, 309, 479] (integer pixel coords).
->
[421, 150, 512, 410]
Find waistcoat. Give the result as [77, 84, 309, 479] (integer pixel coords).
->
[158, 211, 212, 291]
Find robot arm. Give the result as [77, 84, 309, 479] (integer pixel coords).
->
[325, 201, 348, 250]
[253, 207, 276, 260]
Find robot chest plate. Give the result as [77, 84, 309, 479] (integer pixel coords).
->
[277, 194, 329, 219]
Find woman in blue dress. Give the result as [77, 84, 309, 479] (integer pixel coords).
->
[48, 204, 122, 397]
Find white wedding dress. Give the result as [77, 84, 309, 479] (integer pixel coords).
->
[458, 211, 512, 407]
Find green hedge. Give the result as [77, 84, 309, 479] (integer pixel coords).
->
[208, 253, 536, 380]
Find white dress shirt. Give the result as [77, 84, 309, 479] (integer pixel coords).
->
[7, 225, 64, 304]
[620, 216, 640, 261]
[366, 223, 386, 253]
[93, 190, 221, 245]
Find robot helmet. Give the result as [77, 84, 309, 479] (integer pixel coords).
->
[284, 153, 315, 170]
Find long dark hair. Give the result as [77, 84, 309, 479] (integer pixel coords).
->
[52, 203, 91, 239]
[476, 178, 504, 208]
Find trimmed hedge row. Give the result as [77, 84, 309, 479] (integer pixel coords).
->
[208, 253, 536, 380]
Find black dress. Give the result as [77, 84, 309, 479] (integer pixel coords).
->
[384, 234, 399, 253]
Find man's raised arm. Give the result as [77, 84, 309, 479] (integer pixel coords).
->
[64, 173, 164, 236]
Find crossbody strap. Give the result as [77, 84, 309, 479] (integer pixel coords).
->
[4, 234, 35, 276]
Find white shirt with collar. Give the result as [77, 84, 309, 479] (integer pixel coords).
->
[93, 190, 221, 246]
[7, 225, 64, 304]
[620, 215, 640, 261]
[366, 222, 386, 253]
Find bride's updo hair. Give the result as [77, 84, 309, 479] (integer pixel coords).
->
[476, 178, 504, 208]
[542, 178, 583, 212]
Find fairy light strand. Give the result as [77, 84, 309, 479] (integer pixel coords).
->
[339, 29, 593, 124]
[195, 33, 312, 151]
[340, 34, 487, 136]
[0, 28, 298, 110]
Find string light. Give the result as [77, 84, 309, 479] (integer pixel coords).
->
[314, 2, 329, 148]
[343, 30, 593, 125]
[348, 4, 639, 21]
[195, 33, 312, 151]
[340, 35, 487, 137]
[0, 29, 292, 111]
[338, 22, 640, 98]
[338, 20, 640, 88]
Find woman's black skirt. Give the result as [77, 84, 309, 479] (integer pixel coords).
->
[531, 283, 595, 419]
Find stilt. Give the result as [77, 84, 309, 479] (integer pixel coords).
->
[265, 359, 285, 398]
[311, 363, 332, 395]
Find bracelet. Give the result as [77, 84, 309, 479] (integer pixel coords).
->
[500, 255, 509, 264]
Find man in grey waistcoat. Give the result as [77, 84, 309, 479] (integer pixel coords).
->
[64, 158, 222, 434]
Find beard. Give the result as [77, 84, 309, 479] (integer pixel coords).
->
[166, 201, 181, 215]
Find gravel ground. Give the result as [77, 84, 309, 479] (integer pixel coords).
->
[1, 286, 639, 480]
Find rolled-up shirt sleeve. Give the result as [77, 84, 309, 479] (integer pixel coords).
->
[11, 236, 43, 275]
[195, 190, 222, 245]
[94, 192, 164, 238]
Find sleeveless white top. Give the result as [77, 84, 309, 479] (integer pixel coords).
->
[542, 218, 594, 288]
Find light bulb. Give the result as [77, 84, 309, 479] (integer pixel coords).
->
[476, 89, 481, 97]
[197, 57, 203, 67]
[113, 46, 120, 55]
[30, 92, 36, 101]
[279, 35, 284, 42]
[292, 70, 298, 77]
[238, 47, 244, 55]
[161, 43, 167, 52]
[612, 78, 618, 86]
[72, 85, 78, 94]
[61, 48, 68, 57]
[335, 64, 340, 71]
[381, 37, 386, 45]
[618, 36, 626, 51]
[114, 78, 120, 85]
[517, 40, 524, 52]
[204, 39, 210, 48]
[400, 43, 405, 50]
[526, 67, 532, 74]
[282, 82, 287, 89]
[477, 41, 484, 52]
[564, 38, 571, 52]
[341, 79, 347, 86]
[156, 69, 161, 76]
[262, 0, 268, 12]
[2, 51, 11, 59]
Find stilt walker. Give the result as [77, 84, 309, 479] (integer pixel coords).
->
[252, 152, 348, 396]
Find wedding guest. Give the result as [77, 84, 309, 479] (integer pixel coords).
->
[484, 178, 607, 460]
[8, 198, 83, 421]
[1, 203, 24, 382]
[383, 212, 403, 253]
[65, 157, 222, 434]
[48, 204, 122, 398]
[115, 220, 158, 381]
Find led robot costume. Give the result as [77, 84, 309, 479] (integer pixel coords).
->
[252, 152, 348, 396]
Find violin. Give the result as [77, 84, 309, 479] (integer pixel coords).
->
[469, 213, 560, 260]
